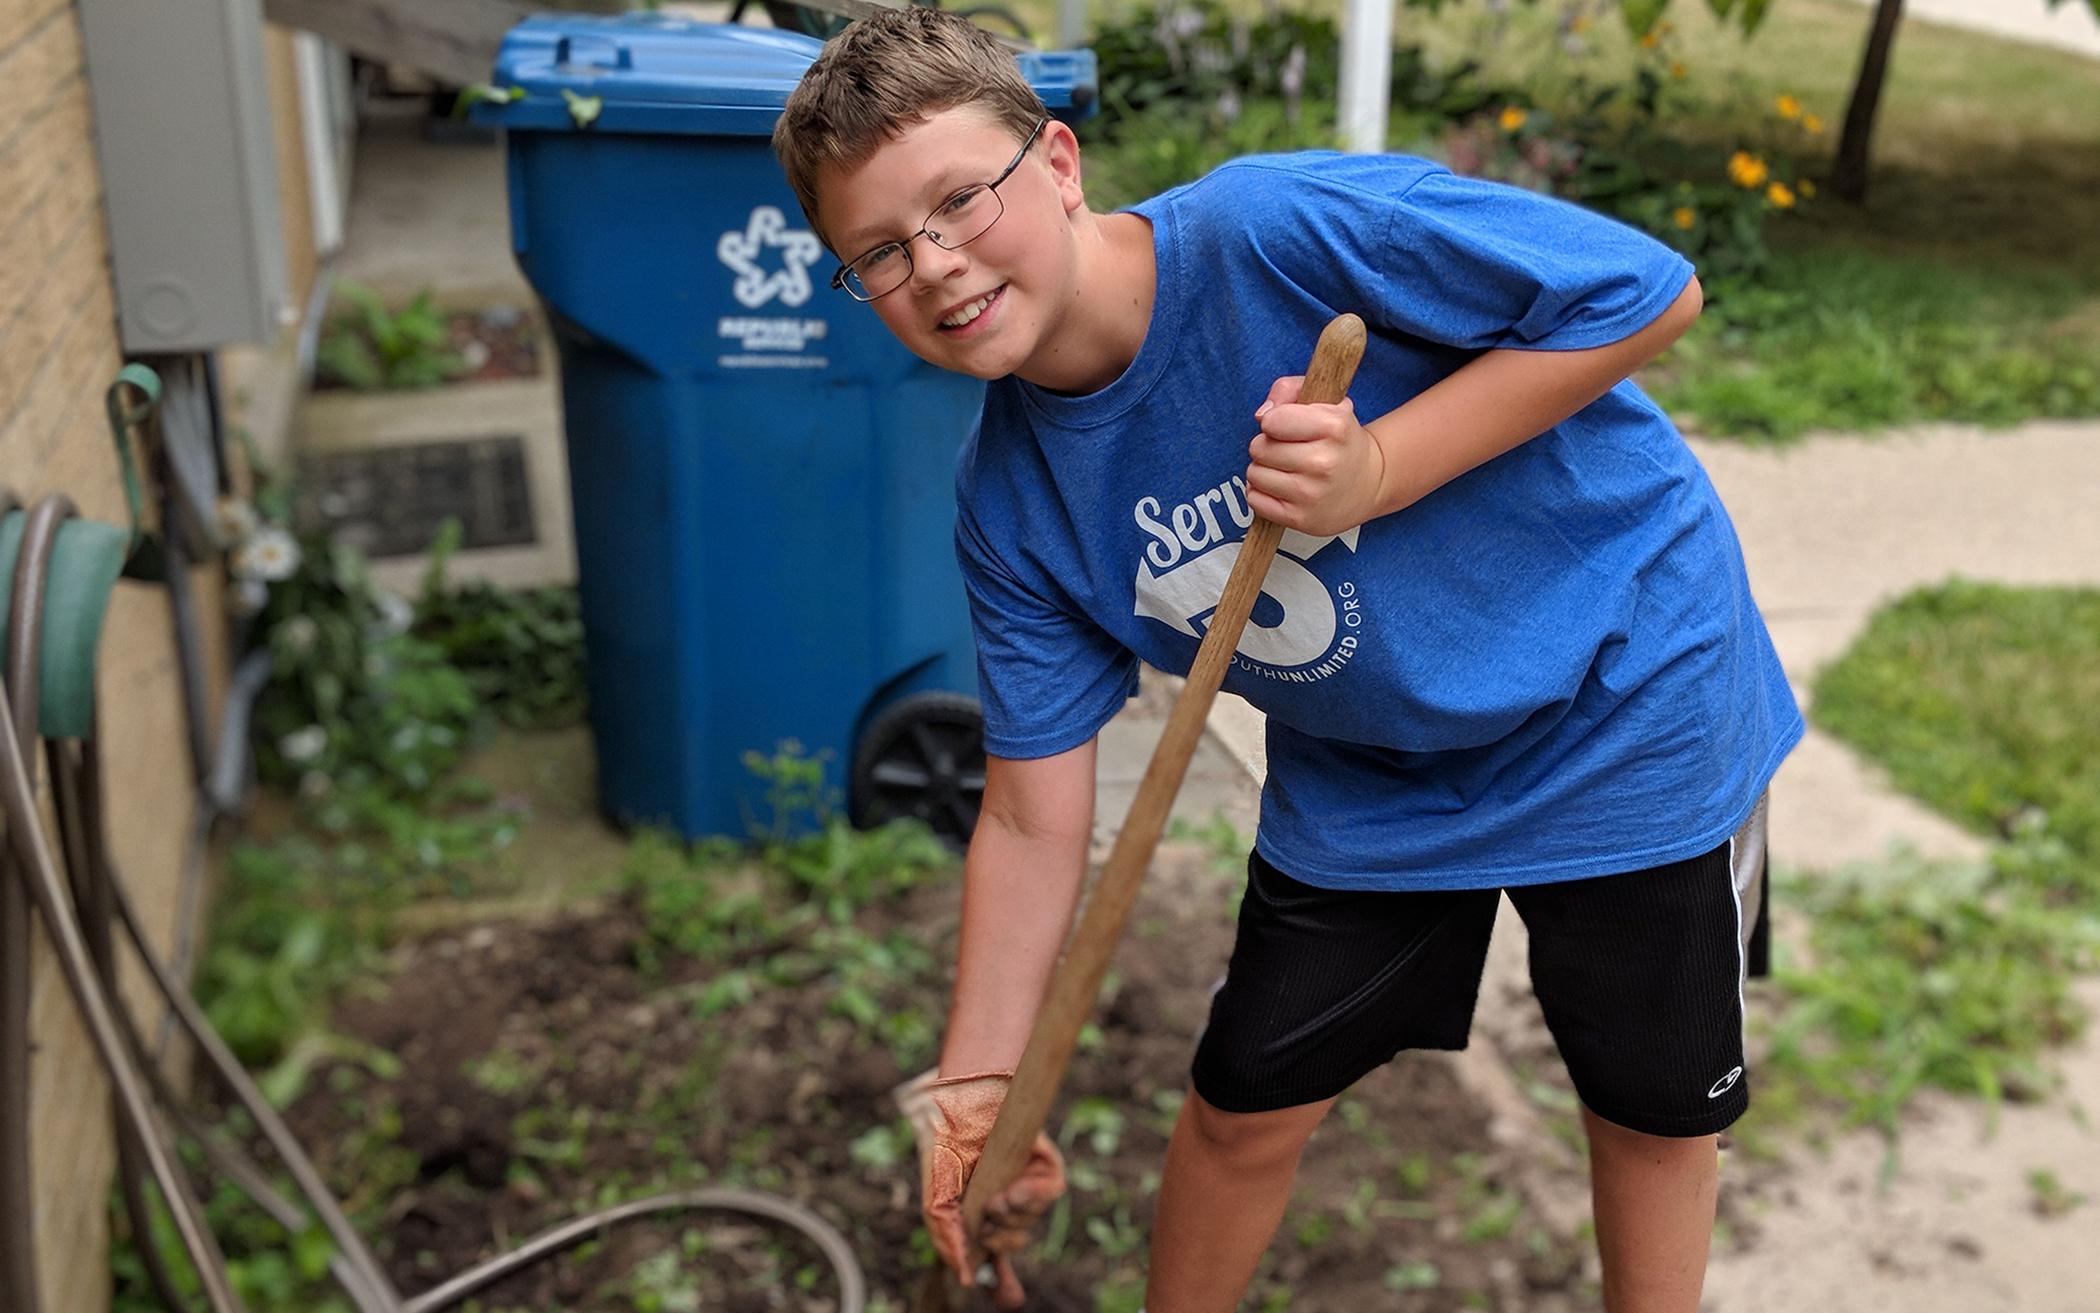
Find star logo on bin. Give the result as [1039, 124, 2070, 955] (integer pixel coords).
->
[718, 206, 824, 309]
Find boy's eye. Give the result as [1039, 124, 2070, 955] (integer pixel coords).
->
[939, 186, 987, 218]
[860, 244, 904, 271]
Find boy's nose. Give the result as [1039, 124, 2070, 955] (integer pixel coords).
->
[909, 237, 969, 290]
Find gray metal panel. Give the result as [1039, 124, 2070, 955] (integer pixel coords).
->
[77, 0, 290, 352]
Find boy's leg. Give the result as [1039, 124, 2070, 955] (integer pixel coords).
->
[1509, 825, 1761, 1313]
[1145, 1090, 1335, 1313]
[1582, 1106, 1718, 1313]
[1158, 850, 1502, 1313]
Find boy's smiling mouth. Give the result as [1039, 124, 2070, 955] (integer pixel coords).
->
[937, 285, 1006, 333]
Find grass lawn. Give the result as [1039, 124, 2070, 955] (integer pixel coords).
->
[1813, 580, 2100, 874]
[1033, 0, 2100, 438]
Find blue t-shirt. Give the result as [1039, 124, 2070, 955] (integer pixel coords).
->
[955, 152, 1803, 890]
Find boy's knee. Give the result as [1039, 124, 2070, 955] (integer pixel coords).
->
[1580, 1104, 1719, 1159]
[1180, 1089, 1330, 1171]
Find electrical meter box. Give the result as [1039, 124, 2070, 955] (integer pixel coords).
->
[76, 0, 290, 352]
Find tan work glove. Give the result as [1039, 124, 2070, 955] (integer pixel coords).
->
[896, 1069, 1067, 1309]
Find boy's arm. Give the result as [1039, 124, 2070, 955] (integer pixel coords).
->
[1244, 276, 1704, 536]
[940, 738, 1098, 1073]
[905, 740, 1094, 1306]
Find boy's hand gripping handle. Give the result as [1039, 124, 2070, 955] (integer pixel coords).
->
[949, 313, 1367, 1287]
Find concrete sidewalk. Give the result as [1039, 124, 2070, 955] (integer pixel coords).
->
[1860, 0, 2100, 61]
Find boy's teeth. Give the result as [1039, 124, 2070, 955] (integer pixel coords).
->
[941, 289, 997, 328]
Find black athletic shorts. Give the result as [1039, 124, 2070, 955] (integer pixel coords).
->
[1191, 800, 1770, 1137]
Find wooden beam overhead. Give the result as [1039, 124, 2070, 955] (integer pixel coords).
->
[261, 0, 538, 87]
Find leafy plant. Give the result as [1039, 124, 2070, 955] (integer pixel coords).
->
[620, 747, 956, 1062]
[2027, 1168, 2088, 1218]
[1440, 16, 1824, 293]
[1086, 0, 1346, 125]
[1083, 97, 1341, 213]
[315, 281, 469, 391]
[1761, 830, 2097, 1144]
[1081, 0, 1500, 210]
[198, 841, 390, 1068]
[1383, 1260, 1442, 1292]
[250, 529, 479, 800]
[416, 519, 588, 730]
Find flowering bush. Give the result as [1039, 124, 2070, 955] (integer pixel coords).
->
[1601, 83, 1825, 290]
[1088, 0, 1822, 293]
[1439, 104, 1584, 194]
[1429, 8, 1825, 293]
[1083, 0, 1494, 206]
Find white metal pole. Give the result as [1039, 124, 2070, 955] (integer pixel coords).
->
[1338, 0, 1393, 153]
[1057, 0, 1085, 48]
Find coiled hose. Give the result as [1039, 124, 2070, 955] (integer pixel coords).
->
[0, 492, 868, 1312]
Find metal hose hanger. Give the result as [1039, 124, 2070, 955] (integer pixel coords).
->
[1, 492, 868, 1311]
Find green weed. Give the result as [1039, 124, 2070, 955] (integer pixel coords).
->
[1760, 836, 2098, 1142]
[417, 520, 587, 730]
[315, 281, 468, 391]
[1382, 1260, 1442, 1292]
[2027, 1168, 2088, 1218]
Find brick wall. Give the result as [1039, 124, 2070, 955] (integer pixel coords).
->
[1, 2, 230, 1310]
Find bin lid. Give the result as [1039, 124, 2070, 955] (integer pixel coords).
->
[478, 14, 1096, 137]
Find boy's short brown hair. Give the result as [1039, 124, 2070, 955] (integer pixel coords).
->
[773, 7, 1047, 248]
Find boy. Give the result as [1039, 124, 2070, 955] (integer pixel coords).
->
[775, 10, 1800, 1312]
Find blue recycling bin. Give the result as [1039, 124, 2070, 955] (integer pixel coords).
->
[475, 15, 1095, 842]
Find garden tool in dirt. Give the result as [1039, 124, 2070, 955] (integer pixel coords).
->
[0, 467, 869, 1312]
[912, 313, 1367, 1312]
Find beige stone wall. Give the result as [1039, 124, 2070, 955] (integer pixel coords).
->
[1, 2, 229, 1310]
[265, 24, 320, 316]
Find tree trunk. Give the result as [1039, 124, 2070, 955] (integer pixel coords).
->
[1833, 0, 1905, 202]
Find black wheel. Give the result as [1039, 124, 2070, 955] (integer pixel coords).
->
[850, 691, 985, 846]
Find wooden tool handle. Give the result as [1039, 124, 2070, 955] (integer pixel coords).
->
[958, 313, 1367, 1235]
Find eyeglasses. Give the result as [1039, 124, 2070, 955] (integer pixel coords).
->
[830, 117, 1047, 304]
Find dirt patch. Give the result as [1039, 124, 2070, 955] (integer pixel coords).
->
[313, 306, 543, 392]
[270, 841, 1601, 1311]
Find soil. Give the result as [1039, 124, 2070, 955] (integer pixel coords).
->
[275, 840, 1602, 1312]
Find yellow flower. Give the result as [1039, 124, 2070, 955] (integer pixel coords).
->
[1672, 206, 1697, 230]
[1670, 61, 1688, 80]
[1799, 178, 1818, 199]
[1498, 106, 1529, 132]
[1728, 151, 1770, 189]
[1775, 93, 1802, 120]
[1802, 113, 1825, 135]
[1639, 29, 1662, 50]
[1766, 181, 1796, 209]
[1571, 14, 1592, 34]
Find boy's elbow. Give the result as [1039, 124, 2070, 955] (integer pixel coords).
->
[1671, 274, 1704, 334]
[1637, 274, 1702, 356]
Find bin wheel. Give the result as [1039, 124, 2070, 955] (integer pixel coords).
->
[850, 692, 985, 846]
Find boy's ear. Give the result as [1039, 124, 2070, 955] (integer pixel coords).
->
[1040, 118, 1087, 215]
